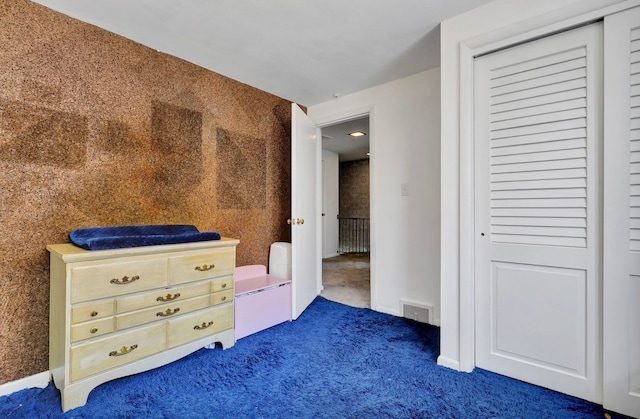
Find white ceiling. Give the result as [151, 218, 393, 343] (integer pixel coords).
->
[30, 0, 493, 107]
[322, 117, 370, 162]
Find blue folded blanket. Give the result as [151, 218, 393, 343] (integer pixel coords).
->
[70, 225, 221, 250]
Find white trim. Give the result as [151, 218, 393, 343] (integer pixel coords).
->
[312, 105, 373, 128]
[458, 43, 475, 373]
[310, 105, 378, 311]
[455, 0, 640, 373]
[436, 355, 461, 371]
[316, 126, 323, 297]
[467, 0, 640, 56]
[375, 305, 401, 317]
[0, 371, 50, 398]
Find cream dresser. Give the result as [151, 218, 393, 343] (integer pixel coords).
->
[47, 238, 239, 412]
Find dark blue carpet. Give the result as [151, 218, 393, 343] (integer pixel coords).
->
[1, 297, 610, 418]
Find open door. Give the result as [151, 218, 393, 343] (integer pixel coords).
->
[291, 103, 320, 319]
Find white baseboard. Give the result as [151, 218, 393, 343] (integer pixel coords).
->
[0, 371, 50, 398]
[375, 305, 402, 317]
[322, 253, 341, 259]
[437, 355, 461, 371]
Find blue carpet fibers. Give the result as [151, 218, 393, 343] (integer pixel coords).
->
[1, 297, 609, 418]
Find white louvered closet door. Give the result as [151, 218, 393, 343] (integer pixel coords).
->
[474, 23, 603, 402]
[603, 6, 640, 418]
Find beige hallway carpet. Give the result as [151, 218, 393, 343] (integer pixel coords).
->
[321, 253, 370, 308]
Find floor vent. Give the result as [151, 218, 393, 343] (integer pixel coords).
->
[401, 301, 433, 324]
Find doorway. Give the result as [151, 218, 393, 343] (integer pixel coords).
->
[319, 116, 371, 308]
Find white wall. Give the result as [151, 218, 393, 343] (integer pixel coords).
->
[322, 149, 339, 258]
[439, 0, 632, 371]
[309, 69, 441, 321]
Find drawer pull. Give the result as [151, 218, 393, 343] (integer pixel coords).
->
[156, 307, 180, 317]
[195, 264, 215, 272]
[110, 275, 140, 285]
[109, 344, 138, 357]
[90, 311, 99, 317]
[90, 328, 98, 334]
[221, 296, 227, 301]
[157, 293, 181, 302]
[194, 321, 214, 330]
[221, 283, 227, 288]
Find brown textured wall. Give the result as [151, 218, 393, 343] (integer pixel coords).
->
[0, 0, 292, 384]
[339, 159, 370, 218]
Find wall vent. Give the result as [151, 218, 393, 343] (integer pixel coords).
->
[401, 300, 433, 324]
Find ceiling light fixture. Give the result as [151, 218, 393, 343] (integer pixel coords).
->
[349, 131, 366, 137]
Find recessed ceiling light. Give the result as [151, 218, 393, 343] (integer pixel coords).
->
[349, 131, 366, 137]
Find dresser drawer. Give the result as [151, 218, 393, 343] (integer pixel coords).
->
[116, 281, 210, 314]
[71, 317, 115, 342]
[211, 275, 233, 293]
[71, 300, 115, 324]
[167, 304, 233, 348]
[71, 258, 167, 303]
[211, 289, 234, 306]
[115, 295, 210, 331]
[70, 322, 166, 382]
[168, 247, 235, 285]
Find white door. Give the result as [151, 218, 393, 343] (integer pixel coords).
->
[474, 24, 603, 402]
[603, 7, 640, 417]
[322, 159, 326, 255]
[291, 103, 320, 319]
[321, 149, 340, 258]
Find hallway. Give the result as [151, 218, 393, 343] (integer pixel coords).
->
[320, 253, 370, 308]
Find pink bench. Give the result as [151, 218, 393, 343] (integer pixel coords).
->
[234, 265, 292, 340]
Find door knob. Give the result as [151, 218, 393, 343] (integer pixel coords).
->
[287, 219, 293, 225]
[298, 218, 305, 225]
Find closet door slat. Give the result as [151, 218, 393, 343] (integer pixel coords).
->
[488, 45, 589, 248]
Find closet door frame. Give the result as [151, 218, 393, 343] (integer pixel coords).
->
[456, 0, 640, 375]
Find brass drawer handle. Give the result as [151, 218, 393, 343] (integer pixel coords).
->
[109, 344, 138, 357]
[90, 328, 98, 334]
[221, 283, 227, 288]
[90, 311, 99, 317]
[157, 293, 181, 302]
[195, 264, 215, 272]
[194, 321, 213, 330]
[110, 275, 140, 285]
[156, 307, 180, 317]
[221, 296, 227, 301]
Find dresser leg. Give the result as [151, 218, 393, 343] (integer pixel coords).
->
[208, 329, 235, 350]
[61, 383, 93, 412]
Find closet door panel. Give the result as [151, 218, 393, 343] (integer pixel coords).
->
[474, 23, 602, 402]
[603, 6, 640, 418]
